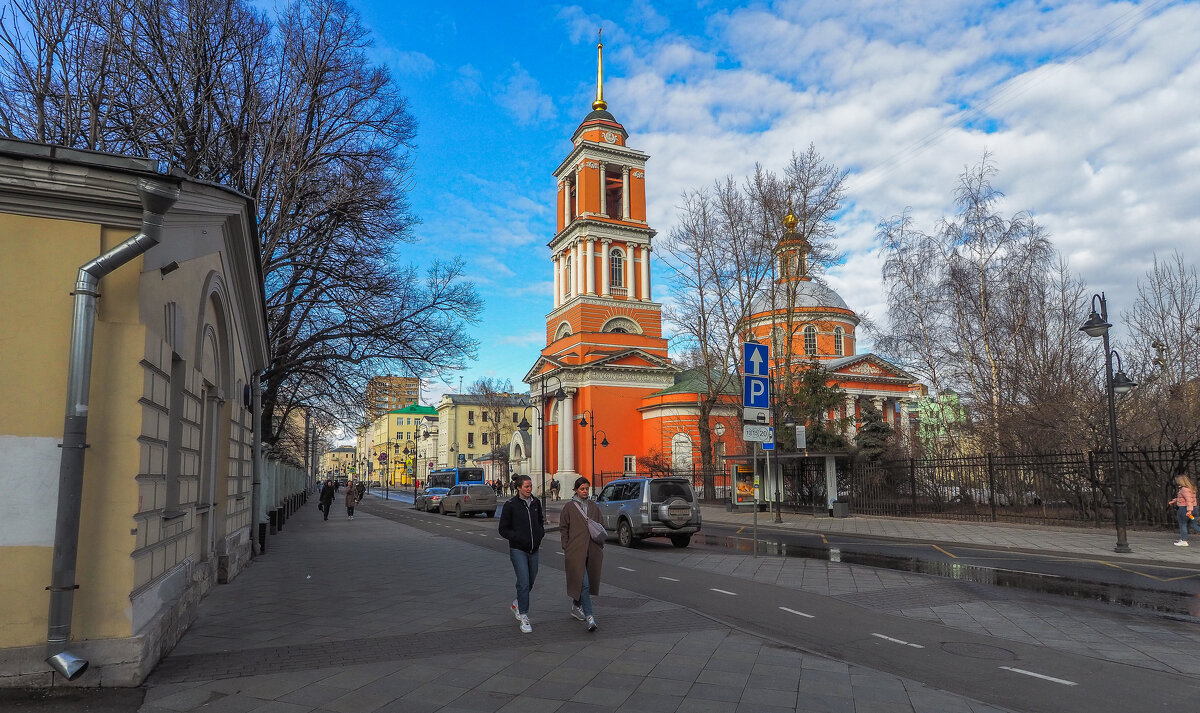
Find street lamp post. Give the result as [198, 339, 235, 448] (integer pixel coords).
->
[578, 410, 609, 486]
[518, 406, 544, 501]
[1080, 292, 1138, 553]
[776, 414, 797, 524]
[538, 375, 567, 498]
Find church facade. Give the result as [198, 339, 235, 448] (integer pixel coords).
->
[519, 39, 922, 496]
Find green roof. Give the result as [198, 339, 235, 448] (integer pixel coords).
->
[388, 403, 437, 416]
[649, 368, 739, 397]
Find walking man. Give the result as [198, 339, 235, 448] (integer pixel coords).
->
[498, 475, 545, 633]
[319, 479, 335, 521]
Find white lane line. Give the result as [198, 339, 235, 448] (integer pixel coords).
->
[871, 633, 924, 648]
[557, 551, 564, 555]
[999, 666, 1077, 686]
[659, 576, 680, 582]
[710, 588, 738, 596]
[618, 566, 636, 572]
[779, 607, 814, 619]
[495, 537, 506, 541]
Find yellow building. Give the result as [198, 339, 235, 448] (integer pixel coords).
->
[319, 446, 356, 481]
[358, 404, 436, 486]
[433, 393, 530, 473]
[0, 140, 269, 686]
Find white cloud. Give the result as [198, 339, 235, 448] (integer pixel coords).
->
[496, 63, 556, 125]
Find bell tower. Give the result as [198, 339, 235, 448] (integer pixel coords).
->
[524, 32, 676, 490]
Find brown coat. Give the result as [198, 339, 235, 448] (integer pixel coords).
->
[345, 486, 359, 508]
[560, 497, 604, 601]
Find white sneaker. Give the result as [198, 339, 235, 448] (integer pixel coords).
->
[511, 600, 521, 620]
[570, 604, 585, 621]
[519, 614, 532, 633]
[586, 615, 597, 632]
[1174, 540, 1189, 546]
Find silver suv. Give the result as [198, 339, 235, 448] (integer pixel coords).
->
[439, 484, 498, 517]
[595, 477, 701, 548]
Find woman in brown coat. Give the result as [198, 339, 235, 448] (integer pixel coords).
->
[345, 480, 360, 520]
[560, 476, 604, 631]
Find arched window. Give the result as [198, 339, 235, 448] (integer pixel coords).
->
[671, 433, 693, 472]
[834, 326, 844, 356]
[563, 256, 572, 297]
[610, 248, 624, 287]
[554, 322, 572, 340]
[804, 325, 817, 356]
[602, 316, 640, 334]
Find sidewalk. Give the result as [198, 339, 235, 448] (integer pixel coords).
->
[9, 495, 1200, 712]
[693, 503, 1200, 566]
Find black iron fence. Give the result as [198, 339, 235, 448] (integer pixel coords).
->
[843, 449, 1191, 528]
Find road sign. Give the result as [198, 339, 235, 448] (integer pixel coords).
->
[743, 407, 769, 423]
[743, 376, 769, 409]
[743, 424, 771, 442]
[378, 452, 388, 462]
[762, 440, 774, 451]
[743, 342, 769, 376]
[796, 425, 807, 450]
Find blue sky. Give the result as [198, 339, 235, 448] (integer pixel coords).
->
[349, 0, 1200, 406]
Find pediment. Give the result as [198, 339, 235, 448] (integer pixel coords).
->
[825, 354, 917, 382]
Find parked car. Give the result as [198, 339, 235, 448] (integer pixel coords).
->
[439, 484, 498, 517]
[594, 476, 701, 548]
[415, 487, 450, 512]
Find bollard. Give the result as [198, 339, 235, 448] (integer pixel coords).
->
[276, 506, 285, 530]
[258, 523, 267, 553]
[268, 509, 277, 535]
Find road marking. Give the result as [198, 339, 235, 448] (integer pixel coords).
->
[999, 666, 1077, 686]
[931, 544, 957, 559]
[779, 607, 814, 618]
[557, 551, 564, 555]
[735, 526, 745, 534]
[659, 576, 680, 582]
[871, 633, 923, 648]
[618, 566, 636, 572]
[495, 537, 505, 541]
[710, 588, 738, 596]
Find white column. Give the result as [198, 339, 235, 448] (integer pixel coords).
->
[621, 166, 630, 220]
[574, 165, 581, 217]
[845, 395, 858, 437]
[559, 390, 577, 478]
[601, 239, 611, 296]
[586, 238, 596, 294]
[640, 244, 651, 301]
[625, 245, 634, 297]
[898, 399, 910, 442]
[573, 241, 582, 295]
[552, 253, 560, 309]
[599, 163, 607, 216]
[873, 396, 886, 424]
[561, 180, 570, 225]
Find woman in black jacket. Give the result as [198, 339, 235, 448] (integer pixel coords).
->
[498, 475, 545, 633]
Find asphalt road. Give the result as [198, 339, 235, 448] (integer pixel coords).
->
[364, 496, 1200, 713]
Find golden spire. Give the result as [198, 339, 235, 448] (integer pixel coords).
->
[592, 29, 607, 111]
[782, 198, 799, 234]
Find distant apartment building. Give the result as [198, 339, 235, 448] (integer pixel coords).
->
[319, 446, 356, 481]
[433, 393, 530, 472]
[364, 375, 420, 420]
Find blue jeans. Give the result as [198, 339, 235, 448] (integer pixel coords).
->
[1177, 507, 1200, 540]
[510, 548, 539, 615]
[576, 569, 594, 617]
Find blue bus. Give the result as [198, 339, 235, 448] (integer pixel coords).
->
[427, 466, 485, 489]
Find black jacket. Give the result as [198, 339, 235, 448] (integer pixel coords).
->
[498, 495, 545, 553]
[319, 484, 335, 503]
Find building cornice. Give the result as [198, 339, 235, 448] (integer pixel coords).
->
[550, 217, 655, 249]
[553, 141, 648, 178]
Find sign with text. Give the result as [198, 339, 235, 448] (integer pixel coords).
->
[742, 341, 770, 411]
[733, 465, 757, 505]
[743, 424, 771, 442]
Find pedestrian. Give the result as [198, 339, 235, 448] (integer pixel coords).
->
[550, 478, 560, 501]
[355, 479, 366, 501]
[498, 474, 545, 634]
[319, 479, 335, 521]
[345, 479, 360, 520]
[560, 476, 603, 632]
[1168, 474, 1200, 546]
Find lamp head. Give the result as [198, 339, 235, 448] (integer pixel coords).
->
[601, 436, 609, 448]
[1112, 370, 1137, 395]
[1080, 310, 1111, 338]
[579, 414, 588, 427]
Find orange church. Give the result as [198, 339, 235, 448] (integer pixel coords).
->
[520, 38, 923, 496]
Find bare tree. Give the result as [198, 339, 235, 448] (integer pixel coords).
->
[0, 0, 482, 447]
[467, 377, 524, 481]
[878, 153, 1079, 454]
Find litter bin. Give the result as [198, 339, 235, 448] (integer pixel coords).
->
[832, 500, 850, 518]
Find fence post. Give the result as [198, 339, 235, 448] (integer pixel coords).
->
[987, 452, 997, 522]
[1088, 450, 1100, 527]
[908, 458, 917, 515]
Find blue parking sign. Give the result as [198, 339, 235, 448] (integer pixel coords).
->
[743, 375, 769, 409]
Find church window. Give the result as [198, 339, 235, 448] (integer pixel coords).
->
[834, 327, 844, 356]
[602, 316, 640, 334]
[804, 325, 817, 355]
[671, 434, 692, 472]
[605, 170, 624, 219]
[624, 455, 636, 475]
[554, 322, 572, 340]
[610, 248, 624, 287]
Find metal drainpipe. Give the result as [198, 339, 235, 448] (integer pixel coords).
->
[250, 371, 264, 555]
[46, 179, 180, 681]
